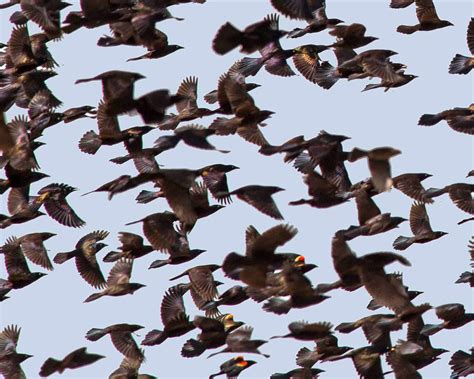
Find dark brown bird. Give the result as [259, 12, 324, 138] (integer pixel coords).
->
[141, 283, 196, 346]
[201, 285, 249, 314]
[419, 104, 474, 134]
[291, 45, 329, 83]
[78, 101, 153, 155]
[37, 183, 85, 227]
[348, 146, 401, 192]
[17, 232, 55, 270]
[85, 323, 144, 360]
[181, 314, 244, 358]
[386, 350, 422, 379]
[449, 18, 474, 74]
[75, 70, 145, 115]
[84, 259, 146, 303]
[169, 264, 221, 310]
[157, 77, 216, 130]
[296, 335, 352, 368]
[421, 303, 474, 336]
[213, 14, 288, 55]
[226, 185, 284, 219]
[287, 5, 343, 38]
[200, 164, 239, 204]
[154, 125, 229, 154]
[0, 236, 47, 289]
[109, 354, 154, 379]
[271, 321, 333, 341]
[397, 0, 453, 34]
[103, 232, 154, 263]
[0, 186, 45, 229]
[362, 72, 417, 92]
[53, 230, 109, 289]
[222, 224, 297, 288]
[393, 202, 448, 250]
[20, 0, 71, 38]
[270, 0, 325, 21]
[39, 347, 105, 377]
[427, 181, 474, 215]
[325, 345, 385, 379]
[329, 23, 378, 49]
[392, 173, 434, 203]
[289, 171, 353, 209]
[209, 74, 273, 146]
[0, 324, 32, 379]
[271, 367, 324, 378]
[209, 356, 257, 379]
[208, 326, 269, 358]
[341, 189, 407, 240]
[262, 262, 330, 314]
[134, 88, 188, 124]
[449, 349, 474, 378]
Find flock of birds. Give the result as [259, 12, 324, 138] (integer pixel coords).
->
[0, 0, 473, 378]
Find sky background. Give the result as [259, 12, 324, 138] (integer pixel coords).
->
[1, 0, 473, 378]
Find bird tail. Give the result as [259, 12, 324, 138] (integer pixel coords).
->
[335, 322, 359, 334]
[213, 22, 242, 55]
[424, 187, 447, 198]
[288, 199, 309, 206]
[79, 130, 102, 155]
[84, 292, 104, 303]
[418, 113, 443, 126]
[392, 236, 413, 251]
[181, 338, 206, 358]
[396, 25, 419, 34]
[455, 271, 472, 283]
[53, 250, 76, 264]
[449, 54, 472, 75]
[85, 328, 107, 341]
[136, 190, 160, 204]
[102, 251, 122, 263]
[315, 281, 342, 293]
[296, 347, 316, 368]
[421, 323, 443, 336]
[314, 61, 339, 89]
[148, 259, 169, 269]
[362, 83, 383, 92]
[367, 298, 382, 311]
[141, 329, 168, 346]
[458, 217, 474, 225]
[39, 358, 61, 377]
[209, 371, 224, 379]
[340, 225, 363, 241]
[110, 154, 132, 165]
[0, 179, 9, 195]
[287, 27, 305, 38]
[236, 57, 264, 77]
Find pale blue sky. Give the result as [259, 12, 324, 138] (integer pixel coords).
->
[1, 1, 472, 378]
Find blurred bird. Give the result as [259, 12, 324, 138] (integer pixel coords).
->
[39, 347, 105, 377]
[449, 18, 474, 74]
[272, 321, 333, 341]
[449, 348, 474, 378]
[418, 104, 474, 135]
[103, 232, 154, 263]
[421, 303, 474, 336]
[397, 0, 453, 34]
[213, 14, 288, 55]
[225, 185, 284, 219]
[200, 164, 239, 204]
[287, 4, 343, 38]
[271, 367, 324, 378]
[0, 324, 32, 379]
[329, 23, 378, 49]
[53, 230, 109, 288]
[17, 232, 55, 270]
[208, 326, 269, 358]
[348, 146, 401, 192]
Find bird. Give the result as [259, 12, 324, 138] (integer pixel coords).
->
[421, 303, 474, 336]
[397, 0, 453, 34]
[0, 324, 32, 379]
[287, 4, 343, 38]
[222, 224, 298, 288]
[449, 348, 474, 378]
[75, 70, 145, 115]
[207, 326, 269, 358]
[85, 323, 144, 360]
[53, 230, 109, 288]
[16, 232, 55, 270]
[36, 182, 86, 227]
[418, 104, 474, 135]
[348, 146, 401, 192]
[200, 164, 239, 204]
[213, 14, 288, 55]
[270, 0, 325, 20]
[271, 321, 333, 341]
[84, 259, 146, 302]
[141, 283, 196, 346]
[225, 185, 285, 219]
[449, 17, 474, 74]
[103, 232, 154, 263]
[426, 181, 474, 214]
[209, 356, 257, 378]
[270, 367, 324, 378]
[0, 236, 47, 289]
[393, 202, 448, 250]
[329, 23, 378, 49]
[39, 347, 105, 377]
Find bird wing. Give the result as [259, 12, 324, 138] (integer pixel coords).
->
[107, 259, 132, 286]
[75, 254, 106, 289]
[161, 285, 188, 325]
[176, 76, 198, 114]
[415, 0, 441, 23]
[248, 224, 297, 258]
[189, 268, 218, 302]
[409, 201, 434, 235]
[19, 234, 53, 270]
